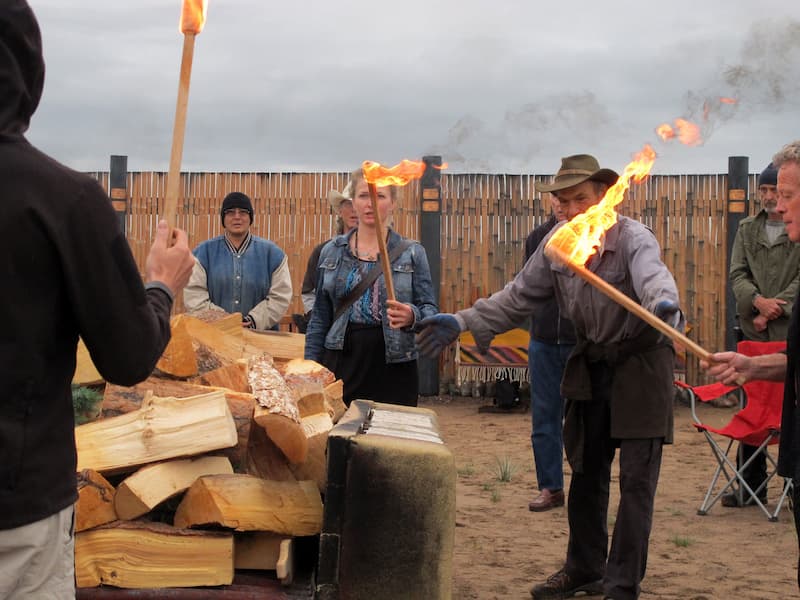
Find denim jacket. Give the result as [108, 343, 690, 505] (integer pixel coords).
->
[304, 229, 438, 364]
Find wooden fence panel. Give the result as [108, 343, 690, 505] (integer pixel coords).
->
[86, 170, 762, 385]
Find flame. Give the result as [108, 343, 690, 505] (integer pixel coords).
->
[362, 159, 447, 187]
[180, 0, 208, 34]
[719, 97, 737, 104]
[656, 118, 702, 146]
[655, 123, 675, 141]
[545, 144, 657, 266]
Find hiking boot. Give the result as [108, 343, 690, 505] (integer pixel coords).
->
[529, 489, 565, 512]
[721, 491, 767, 507]
[530, 568, 603, 599]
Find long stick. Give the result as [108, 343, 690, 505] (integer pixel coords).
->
[163, 32, 196, 229]
[367, 183, 395, 301]
[545, 245, 712, 362]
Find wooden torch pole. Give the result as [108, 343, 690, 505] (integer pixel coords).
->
[163, 32, 196, 229]
[545, 245, 712, 363]
[367, 182, 396, 301]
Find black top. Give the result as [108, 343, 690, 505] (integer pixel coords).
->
[0, 1, 174, 529]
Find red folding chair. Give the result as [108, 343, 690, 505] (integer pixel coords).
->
[676, 340, 793, 522]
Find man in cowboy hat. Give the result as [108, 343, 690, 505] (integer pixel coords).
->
[293, 183, 359, 332]
[416, 154, 682, 600]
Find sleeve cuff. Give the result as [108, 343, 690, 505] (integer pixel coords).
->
[454, 313, 468, 331]
[145, 281, 174, 302]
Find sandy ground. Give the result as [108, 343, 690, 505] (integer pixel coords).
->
[419, 395, 798, 600]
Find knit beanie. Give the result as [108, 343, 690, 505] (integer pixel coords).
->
[758, 162, 778, 187]
[220, 192, 253, 226]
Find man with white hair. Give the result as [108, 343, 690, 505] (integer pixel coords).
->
[705, 139, 800, 590]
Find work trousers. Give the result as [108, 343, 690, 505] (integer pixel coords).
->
[0, 504, 75, 599]
[564, 363, 663, 600]
[529, 338, 574, 491]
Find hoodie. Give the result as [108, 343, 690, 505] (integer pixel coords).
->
[0, 1, 174, 529]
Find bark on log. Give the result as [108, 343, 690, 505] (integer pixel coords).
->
[76, 469, 117, 533]
[173, 474, 323, 536]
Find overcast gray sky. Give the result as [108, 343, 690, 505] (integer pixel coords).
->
[26, 0, 800, 175]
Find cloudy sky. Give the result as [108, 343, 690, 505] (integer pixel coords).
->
[26, 0, 800, 175]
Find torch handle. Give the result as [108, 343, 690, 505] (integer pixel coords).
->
[163, 32, 196, 231]
[546, 246, 713, 363]
[367, 183, 396, 302]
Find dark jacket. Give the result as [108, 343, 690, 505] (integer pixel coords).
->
[0, 1, 174, 530]
[778, 288, 800, 479]
[524, 215, 576, 345]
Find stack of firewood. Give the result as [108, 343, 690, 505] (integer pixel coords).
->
[72, 311, 345, 590]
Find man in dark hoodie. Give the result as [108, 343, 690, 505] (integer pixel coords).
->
[0, 2, 195, 597]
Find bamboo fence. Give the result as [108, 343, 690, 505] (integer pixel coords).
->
[88, 170, 763, 385]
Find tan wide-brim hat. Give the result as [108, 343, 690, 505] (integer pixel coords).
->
[327, 181, 353, 211]
[534, 154, 619, 193]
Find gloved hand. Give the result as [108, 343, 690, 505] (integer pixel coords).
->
[415, 314, 461, 357]
[653, 300, 681, 329]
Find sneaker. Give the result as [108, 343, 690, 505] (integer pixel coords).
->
[530, 568, 603, 599]
[720, 491, 767, 507]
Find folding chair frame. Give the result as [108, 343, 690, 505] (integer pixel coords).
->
[688, 386, 793, 522]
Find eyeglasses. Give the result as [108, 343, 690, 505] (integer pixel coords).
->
[224, 208, 250, 217]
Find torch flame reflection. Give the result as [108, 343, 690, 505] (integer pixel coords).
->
[545, 144, 657, 266]
[180, 0, 208, 34]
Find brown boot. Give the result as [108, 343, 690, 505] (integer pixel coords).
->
[528, 489, 565, 512]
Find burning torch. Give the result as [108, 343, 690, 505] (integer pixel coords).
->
[361, 159, 445, 301]
[543, 144, 714, 363]
[163, 0, 208, 229]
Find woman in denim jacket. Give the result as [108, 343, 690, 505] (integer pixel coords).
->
[304, 168, 438, 406]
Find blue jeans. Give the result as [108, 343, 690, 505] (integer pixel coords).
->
[529, 338, 574, 491]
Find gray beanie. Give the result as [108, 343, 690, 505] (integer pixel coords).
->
[758, 162, 778, 187]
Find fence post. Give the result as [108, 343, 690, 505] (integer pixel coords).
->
[418, 155, 443, 396]
[726, 156, 749, 351]
[109, 155, 128, 235]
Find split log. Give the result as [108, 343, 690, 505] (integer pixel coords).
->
[76, 470, 117, 533]
[244, 422, 298, 483]
[189, 360, 249, 392]
[249, 355, 307, 464]
[276, 358, 335, 387]
[324, 379, 347, 423]
[155, 314, 198, 378]
[114, 456, 233, 520]
[181, 314, 250, 365]
[76, 391, 237, 475]
[242, 329, 304, 361]
[75, 521, 233, 589]
[102, 378, 254, 472]
[289, 412, 334, 493]
[174, 474, 323, 536]
[234, 532, 293, 580]
[290, 380, 327, 418]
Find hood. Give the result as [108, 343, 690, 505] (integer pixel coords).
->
[0, 0, 44, 136]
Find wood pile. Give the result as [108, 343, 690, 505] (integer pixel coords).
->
[73, 310, 342, 591]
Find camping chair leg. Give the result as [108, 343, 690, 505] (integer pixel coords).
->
[698, 437, 739, 515]
[770, 478, 794, 522]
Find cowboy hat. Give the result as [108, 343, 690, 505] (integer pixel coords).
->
[534, 154, 619, 193]
[327, 181, 353, 211]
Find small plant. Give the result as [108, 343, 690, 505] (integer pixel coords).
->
[493, 455, 518, 482]
[481, 482, 495, 492]
[669, 534, 695, 548]
[490, 489, 501, 503]
[72, 385, 103, 425]
[457, 464, 476, 478]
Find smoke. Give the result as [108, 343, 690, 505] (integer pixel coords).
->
[430, 18, 800, 171]
[428, 91, 617, 172]
[681, 18, 800, 141]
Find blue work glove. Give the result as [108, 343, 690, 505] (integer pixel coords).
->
[654, 300, 681, 329]
[415, 314, 461, 357]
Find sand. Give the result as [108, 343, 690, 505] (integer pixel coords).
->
[421, 395, 797, 600]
